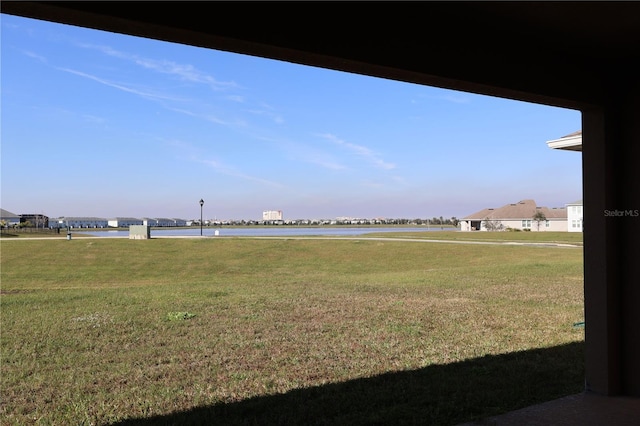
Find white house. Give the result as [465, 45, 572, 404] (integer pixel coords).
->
[546, 132, 583, 232]
[263, 210, 283, 221]
[460, 199, 567, 232]
[108, 217, 143, 228]
[173, 218, 187, 227]
[0, 209, 21, 227]
[566, 200, 583, 232]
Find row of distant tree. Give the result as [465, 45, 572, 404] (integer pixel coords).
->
[1, 216, 462, 229]
[202, 217, 461, 227]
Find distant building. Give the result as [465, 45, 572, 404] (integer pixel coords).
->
[143, 218, 187, 227]
[50, 217, 109, 228]
[460, 199, 567, 232]
[20, 213, 49, 228]
[108, 217, 143, 228]
[173, 218, 187, 227]
[263, 210, 283, 221]
[0, 209, 21, 227]
[143, 218, 159, 227]
[154, 218, 175, 227]
[545, 132, 583, 232]
[566, 200, 583, 232]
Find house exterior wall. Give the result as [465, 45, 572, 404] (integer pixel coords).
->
[567, 203, 584, 232]
[108, 218, 144, 228]
[461, 218, 568, 231]
[461, 200, 569, 232]
[50, 217, 109, 228]
[263, 210, 283, 221]
[0, 210, 21, 227]
[3, 217, 21, 226]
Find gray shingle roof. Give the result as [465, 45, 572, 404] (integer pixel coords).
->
[463, 199, 567, 220]
[0, 209, 20, 219]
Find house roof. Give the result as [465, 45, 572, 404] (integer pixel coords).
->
[0, 209, 20, 219]
[53, 217, 108, 221]
[546, 130, 582, 152]
[463, 199, 567, 220]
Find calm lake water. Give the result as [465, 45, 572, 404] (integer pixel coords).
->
[79, 227, 453, 238]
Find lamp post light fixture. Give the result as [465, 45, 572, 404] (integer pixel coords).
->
[199, 199, 204, 236]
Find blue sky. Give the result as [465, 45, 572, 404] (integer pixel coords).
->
[1, 15, 582, 221]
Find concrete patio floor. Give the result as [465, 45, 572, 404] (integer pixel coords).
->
[458, 392, 639, 426]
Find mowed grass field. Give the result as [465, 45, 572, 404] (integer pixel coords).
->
[1, 235, 585, 425]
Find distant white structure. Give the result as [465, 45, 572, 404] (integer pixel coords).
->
[108, 217, 144, 228]
[546, 132, 583, 232]
[143, 218, 187, 227]
[50, 217, 109, 228]
[173, 218, 187, 227]
[129, 225, 151, 239]
[263, 210, 283, 221]
[566, 200, 583, 232]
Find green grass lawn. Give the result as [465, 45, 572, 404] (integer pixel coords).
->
[0, 237, 585, 425]
[360, 230, 584, 245]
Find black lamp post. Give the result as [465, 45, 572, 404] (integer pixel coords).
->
[199, 199, 204, 236]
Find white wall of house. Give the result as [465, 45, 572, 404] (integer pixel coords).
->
[51, 217, 109, 228]
[263, 210, 283, 221]
[108, 218, 143, 228]
[567, 203, 583, 232]
[461, 218, 568, 232]
[155, 218, 175, 227]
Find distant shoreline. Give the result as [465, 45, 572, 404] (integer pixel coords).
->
[74, 223, 458, 233]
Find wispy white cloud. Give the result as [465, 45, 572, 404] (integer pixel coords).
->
[57, 67, 185, 101]
[243, 102, 284, 124]
[434, 93, 470, 104]
[136, 58, 239, 91]
[58, 66, 250, 129]
[246, 107, 284, 124]
[304, 157, 347, 170]
[194, 157, 285, 188]
[317, 133, 396, 170]
[20, 49, 48, 64]
[165, 139, 285, 187]
[413, 91, 471, 105]
[78, 43, 239, 91]
[254, 135, 347, 171]
[82, 114, 106, 124]
[226, 95, 245, 103]
[165, 106, 247, 127]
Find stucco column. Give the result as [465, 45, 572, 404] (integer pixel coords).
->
[582, 80, 640, 396]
